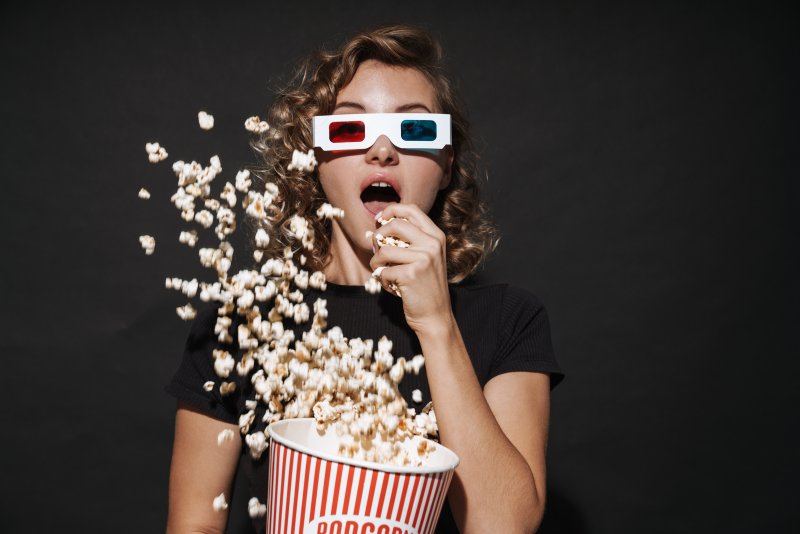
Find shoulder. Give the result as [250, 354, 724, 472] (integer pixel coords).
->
[450, 280, 546, 316]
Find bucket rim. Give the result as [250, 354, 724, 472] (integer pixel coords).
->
[267, 418, 460, 474]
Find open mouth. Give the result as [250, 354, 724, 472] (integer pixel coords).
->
[360, 181, 400, 215]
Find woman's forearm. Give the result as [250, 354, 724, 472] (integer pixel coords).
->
[416, 319, 543, 533]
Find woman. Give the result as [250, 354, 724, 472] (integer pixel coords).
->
[166, 24, 564, 533]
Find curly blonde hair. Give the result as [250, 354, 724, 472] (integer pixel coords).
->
[248, 24, 498, 283]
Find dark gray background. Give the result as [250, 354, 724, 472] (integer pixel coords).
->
[1, 1, 795, 532]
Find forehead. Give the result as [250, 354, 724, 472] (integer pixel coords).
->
[335, 60, 438, 112]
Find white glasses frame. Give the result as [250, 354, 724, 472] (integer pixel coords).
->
[312, 113, 452, 151]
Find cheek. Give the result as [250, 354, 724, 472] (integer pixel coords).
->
[407, 161, 448, 210]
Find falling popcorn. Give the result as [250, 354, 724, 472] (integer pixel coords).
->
[364, 275, 382, 294]
[217, 428, 234, 446]
[179, 230, 198, 247]
[286, 149, 317, 174]
[212, 493, 228, 512]
[176, 303, 197, 320]
[139, 235, 155, 255]
[317, 202, 344, 220]
[145, 142, 168, 163]
[235, 170, 251, 192]
[198, 110, 214, 130]
[244, 116, 270, 133]
[138, 188, 150, 199]
[248, 497, 267, 518]
[141, 111, 440, 503]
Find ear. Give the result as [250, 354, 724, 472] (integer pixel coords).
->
[439, 146, 455, 190]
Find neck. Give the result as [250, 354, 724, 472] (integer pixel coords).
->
[323, 221, 373, 286]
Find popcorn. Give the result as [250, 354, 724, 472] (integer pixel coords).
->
[217, 428, 234, 446]
[194, 210, 214, 229]
[255, 228, 270, 248]
[176, 303, 197, 320]
[244, 116, 270, 133]
[364, 276, 382, 294]
[316, 202, 344, 220]
[289, 215, 314, 249]
[245, 431, 268, 459]
[213, 349, 235, 378]
[248, 497, 267, 518]
[286, 149, 317, 174]
[142, 113, 441, 505]
[179, 230, 198, 247]
[375, 233, 410, 248]
[145, 142, 168, 163]
[239, 410, 255, 434]
[221, 182, 237, 208]
[138, 188, 150, 199]
[412, 389, 423, 403]
[235, 170, 252, 192]
[212, 493, 228, 512]
[220, 381, 237, 396]
[139, 235, 155, 255]
[369, 261, 401, 297]
[198, 111, 214, 130]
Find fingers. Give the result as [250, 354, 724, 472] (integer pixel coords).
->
[369, 243, 425, 271]
[368, 246, 429, 298]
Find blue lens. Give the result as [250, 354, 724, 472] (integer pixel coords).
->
[400, 120, 437, 141]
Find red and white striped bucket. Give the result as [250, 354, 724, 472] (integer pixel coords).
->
[266, 418, 459, 534]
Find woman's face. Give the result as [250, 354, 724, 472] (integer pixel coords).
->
[316, 60, 453, 256]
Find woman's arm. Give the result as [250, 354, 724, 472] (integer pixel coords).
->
[166, 402, 241, 534]
[369, 203, 552, 533]
[418, 324, 550, 533]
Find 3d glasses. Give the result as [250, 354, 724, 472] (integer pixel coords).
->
[312, 113, 452, 151]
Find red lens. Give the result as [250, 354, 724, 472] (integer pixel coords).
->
[329, 121, 365, 143]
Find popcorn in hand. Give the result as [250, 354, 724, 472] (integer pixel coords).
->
[145, 142, 168, 163]
[244, 116, 269, 133]
[198, 111, 215, 130]
[375, 232, 410, 249]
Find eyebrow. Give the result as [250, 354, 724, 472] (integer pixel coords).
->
[333, 101, 434, 113]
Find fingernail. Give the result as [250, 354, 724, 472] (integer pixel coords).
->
[374, 211, 383, 221]
[365, 230, 373, 243]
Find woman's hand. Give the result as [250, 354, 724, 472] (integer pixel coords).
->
[368, 202, 455, 337]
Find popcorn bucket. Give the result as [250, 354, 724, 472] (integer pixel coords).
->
[266, 418, 459, 534]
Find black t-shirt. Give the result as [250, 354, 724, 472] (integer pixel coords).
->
[166, 281, 565, 533]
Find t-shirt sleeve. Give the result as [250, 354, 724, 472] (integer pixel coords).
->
[164, 302, 241, 424]
[488, 285, 565, 390]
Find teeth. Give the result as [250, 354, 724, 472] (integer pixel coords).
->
[371, 182, 391, 188]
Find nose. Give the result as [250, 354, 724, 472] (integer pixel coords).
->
[365, 135, 398, 166]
